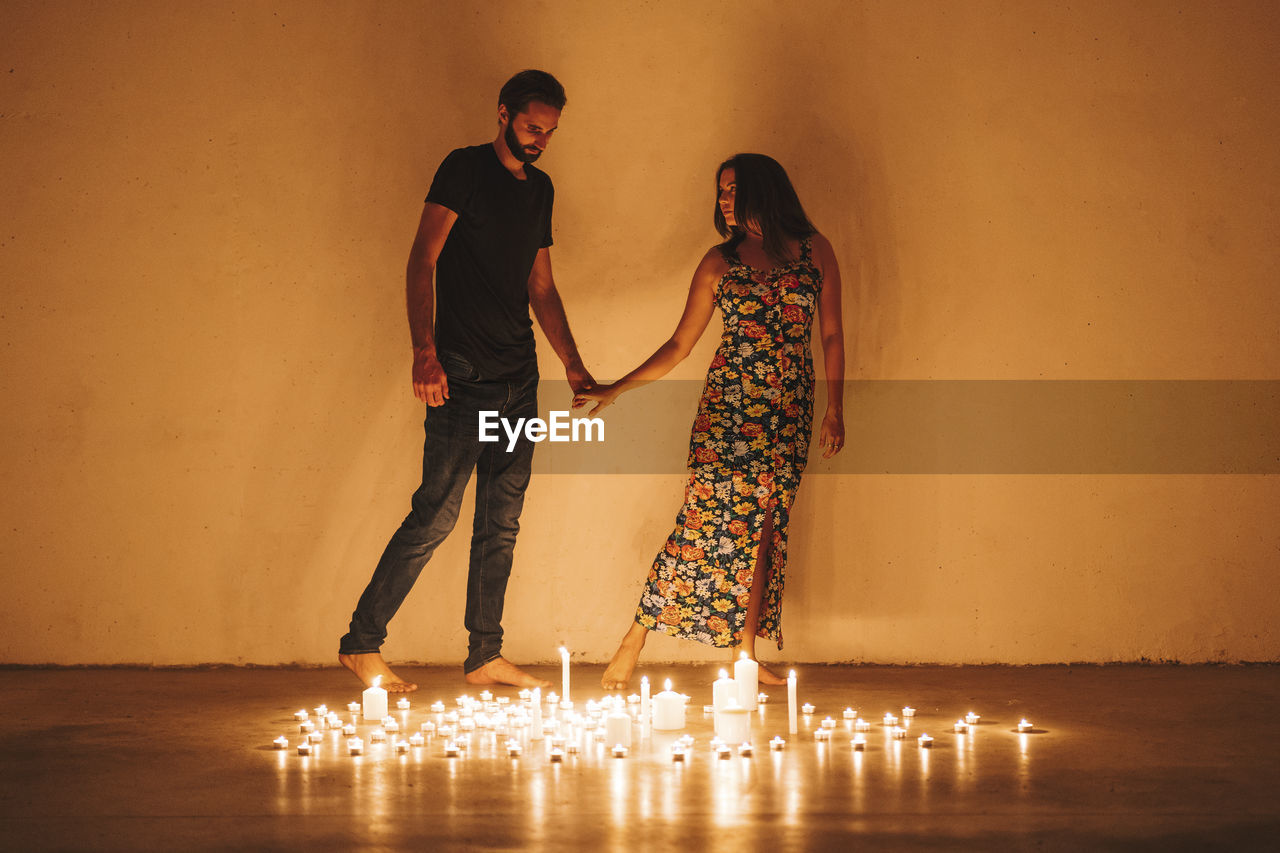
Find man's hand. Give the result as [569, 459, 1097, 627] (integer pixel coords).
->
[413, 349, 449, 406]
[566, 360, 596, 396]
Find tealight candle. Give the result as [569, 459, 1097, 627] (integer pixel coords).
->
[430, 701, 445, 714]
[507, 741, 522, 757]
[716, 744, 733, 759]
[307, 731, 323, 744]
[567, 742, 580, 754]
[703, 704, 716, 715]
[396, 697, 411, 711]
[395, 740, 410, 754]
[918, 734, 934, 748]
[549, 748, 564, 762]
[409, 733, 425, 747]
[299, 721, 315, 734]
[420, 721, 436, 734]
[530, 687, 543, 741]
[757, 692, 769, 705]
[518, 689, 531, 702]
[855, 719, 871, 732]
[273, 735, 289, 750]
[369, 728, 387, 743]
[550, 735, 566, 750]
[297, 742, 312, 756]
[813, 729, 831, 742]
[843, 708, 857, 720]
[671, 745, 687, 762]
[342, 724, 357, 736]
[546, 692, 559, 706]
[611, 744, 629, 758]
[347, 702, 361, 714]
[294, 710, 309, 721]
[966, 712, 981, 725]
[444, 711, 459, 723]
[385, 720, 400, 734]
[314, 704, 328, 717]
[479, 691, 493, 702]
[738, 743, 754, 757]
[362, 676, 388, 721]
[892, 726, 907, 740]
[884, 713, 899, 726]
[801, 703, 816, 715]
[497, 697, 510, 706]
[954, 720, 969, 733]
[769, 736, 786, 751]
[821, 716, 837, 729]
[458, 719, 475, 732]
[444, 741, 459, 757]
[1018, 719, 1033, 733]
[347, 737, 364, 756]
[851, 734, 867, 750]
[902, 706, 916, 718]
[454, 734, 470, 750]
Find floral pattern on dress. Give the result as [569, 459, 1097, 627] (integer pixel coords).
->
[636, 236, 822, 648]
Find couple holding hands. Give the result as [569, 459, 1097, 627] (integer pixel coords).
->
[338, 69, 845, 694]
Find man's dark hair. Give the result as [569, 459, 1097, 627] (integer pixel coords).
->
[714, 153, 817, 263]
[499, 70, 567, 117]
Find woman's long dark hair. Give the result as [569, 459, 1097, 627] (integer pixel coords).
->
[714, 153, 816, 263]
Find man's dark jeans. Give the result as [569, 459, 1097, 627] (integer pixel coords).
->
[339, 351, 537, 673]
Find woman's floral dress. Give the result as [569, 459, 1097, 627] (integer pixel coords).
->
[636, 236, 822, 648]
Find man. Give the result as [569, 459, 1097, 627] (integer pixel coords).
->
[339, 70, 592, 691]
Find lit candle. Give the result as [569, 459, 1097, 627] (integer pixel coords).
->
[801, 703, 815, 715]
[892, 726, 907, 740]
[713, 669, 736, 713]
[307, 731, 323, 744]
[851, 734, 867, 750]
[883, 713, 898, 727]
[273, 735, 289, 750]
[479, 690, 493, 702]
[530, 687, 543, 740]
[396, 697, 411, 711]
[734, 652, 758, 712]
[347, 737, 364, 756]
[395, 740, 410, 754]
[347, 702, 361, 714]
[362, 676, 388, 721]
[297, 742, 312, 756]
[567, 742, 580, 754]
[420, 721, 436, 734]
[855, 718, 871, 732]
[409, 733, 425, 747]
[652, 679, 686, 731]
[918, 733, 934, 748]
[671, 744, 687, 762]
[293, 710, 309, 721]
[640, 676, 651, 730]
[757, 692, 769, 704]
[821, 716, 837, 729]
[605, 709, 632, 748]
[965, 712, 980, 725]
[787, 671, 798, 734]
[314, 704, 328, 717]
[430, 701, 445, 714]
[716, 744, 732, 759]
[384, 720, 400, 734]
[342, 723, 357, 736]
[444, 741, 459, 757]
[717, 701, 751, 745]
[770, 736, 786, 751]
[507, 741, 522, 757]
[611, 744, 629, 758]
[1018, 719, 1033, 733]
[299, 721, 315, 734]
[902, 706, 916, 718]
[549, 748, 564, 762]
[954, 720, 969, 734]
[813, 729, 831, 742]
[738, 743, 754, 757]
[559, 646, 571, 708]
[843, 708, 857, 720]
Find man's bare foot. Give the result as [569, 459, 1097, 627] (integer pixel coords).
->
[601, 629, 647, 690]
[339, 652, 418, 692]
[464, 657, 551, 689]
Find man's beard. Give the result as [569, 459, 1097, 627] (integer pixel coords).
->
[505, 122, 542, 163]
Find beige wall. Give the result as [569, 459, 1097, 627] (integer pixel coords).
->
[2, 0, 1277, 665]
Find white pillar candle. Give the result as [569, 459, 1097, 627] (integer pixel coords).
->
[787, 671, 798, 734]
[530, 687, 543, 740]
[717, 702, 751, 745]
[640, 676, 651, 729]
[734, 653, 758, 713]
[559, 646, 571, 708]
[362, 676, 388, 721]
[652, 679, 685, 731]
[713, 669, 736, 712]
[605, 710, 632, 748]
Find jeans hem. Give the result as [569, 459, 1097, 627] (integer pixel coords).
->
[463, 650, 503, 674]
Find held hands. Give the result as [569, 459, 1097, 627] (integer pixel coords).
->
[572, 383, 622, 417]
[819, 407, 845, 459]
[566, 360, 597, 397]
[412, 349, 449, 406]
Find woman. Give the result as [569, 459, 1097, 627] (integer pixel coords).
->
[575, 153, 845, 688]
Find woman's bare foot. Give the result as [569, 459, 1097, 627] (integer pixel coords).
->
[464, 657, 550, 689]
[730, 648, 788, 686]
[339, 652, 418, 692]
[601, 626, 648, 690]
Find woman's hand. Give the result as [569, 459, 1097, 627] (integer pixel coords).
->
[818, 406, 845, 458]
[572, 383, 622, 417]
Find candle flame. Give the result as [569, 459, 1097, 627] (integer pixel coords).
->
[372, 675, 382, 689]
[789, 670, 796, 679]
[664, 678, 672, 691]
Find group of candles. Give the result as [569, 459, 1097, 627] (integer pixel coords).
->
[273, 649, 1037, 761]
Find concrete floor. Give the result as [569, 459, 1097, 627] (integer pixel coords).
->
[1, 665, 1277, 851]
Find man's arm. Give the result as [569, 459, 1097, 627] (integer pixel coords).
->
[527, 247, 595, 394]
[407, 202, 458, 406]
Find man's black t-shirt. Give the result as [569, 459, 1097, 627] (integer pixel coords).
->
[425, 144, 553, 380]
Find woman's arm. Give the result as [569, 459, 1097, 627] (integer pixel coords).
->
[574, 248, 725, 415]
[813, 233, 847, 457]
